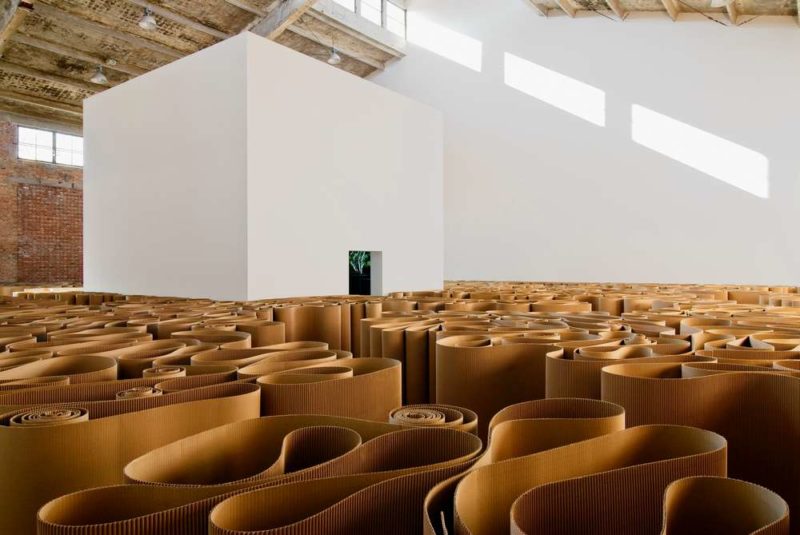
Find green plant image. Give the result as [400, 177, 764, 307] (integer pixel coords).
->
[349, 251, 370, 274]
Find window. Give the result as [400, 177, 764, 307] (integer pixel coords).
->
[337, 1, 406, 38]
[385, 1, 406, 37]
[55, 133, 84, 166]
[360, 0, 382, 25]
[17, 126, 83, 167]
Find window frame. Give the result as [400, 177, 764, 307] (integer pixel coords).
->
[352, 0, 406, 38]
[16, 125, 84, 168]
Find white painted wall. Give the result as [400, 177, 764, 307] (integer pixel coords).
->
[84, 36, 249, 300]
[371, 1, 800, 285]
[84, 33, 443, 300]
[245, 34, 443, 298]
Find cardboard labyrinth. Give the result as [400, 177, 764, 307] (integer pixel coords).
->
[0, 282, 797, 534]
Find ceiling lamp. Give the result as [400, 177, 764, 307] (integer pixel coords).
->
[138, 7, 157, 30]
[327, 48, 342, 66]
[90, 65, 108, 85]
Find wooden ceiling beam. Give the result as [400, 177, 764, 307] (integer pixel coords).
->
[526, 0, 548, 16]
[251, 0, 317, 39]
[604, 0, 626, 18]
[660, 0, 680, 20]
[0, 59, 100, 93]
[0, 88, 82, 115]
[32, 2, 185, 60]
[12, 33, 146, 76]
[725, 0, 738, 24]
[122, 0, 233, 40]
[0, 0, 32, 57]
[287, 24, 384, 70]
[223, 0, 269, 18]
[554, 0, 578, 17]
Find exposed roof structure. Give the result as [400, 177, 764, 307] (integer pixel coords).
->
[527, 0, 798, 24]
[0, 0, 405, 126]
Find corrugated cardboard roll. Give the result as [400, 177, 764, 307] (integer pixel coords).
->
[0, 375, 70, 390]
[546, 346, 710, 400]
[661, 476, 789, 535]
[423, 398, 626, 534]
[191, 348, 278, 368]
[116, 386, 163, 399]
[0, 381, 260, 533]
[236, 349, 350, 379]
[143, 365, 187, 378]
[172, 329, 252, 349]
[601, 362, 800, 533]
[0, 355, 117, 383]
[234, 320, 285, 347]
[504, 426, 727, 535]
[85, 339, 188, 378]
[273, 304, 342, 349]
[257, 358, 401, 421]
[389, 404, 478, 434]
[37, 417, 481, 534]
[436, 335, 563, 439]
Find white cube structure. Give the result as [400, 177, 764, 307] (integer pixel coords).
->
[83, 33, 443, 301]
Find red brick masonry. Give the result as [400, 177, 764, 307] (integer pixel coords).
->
[0, 120, 83, 283]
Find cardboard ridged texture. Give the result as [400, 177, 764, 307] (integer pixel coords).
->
[0, 282, 797, 533]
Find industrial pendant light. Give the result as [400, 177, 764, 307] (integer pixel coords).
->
[90, 65, 108, 85]
[327, 47, 342, 65]
[138, 7, 157, 30]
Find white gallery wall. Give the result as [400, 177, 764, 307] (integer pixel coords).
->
[85, 33, 443, 300]
[372, 0, 800, 285]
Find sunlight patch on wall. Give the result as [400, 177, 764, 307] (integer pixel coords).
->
[632, 105, 769, 199]
[503, 52, 606, 127]
[406, 12, 483, 72]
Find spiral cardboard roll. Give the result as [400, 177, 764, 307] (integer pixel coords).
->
[172, 329, 252, 349]
[190, 348, 276, 368]
[0, 355, 117, 384]
[273, 303, 342, 349]
[601, 362, 800, 533]
[116, 386, 163, 400]
[546, 345, 710, 400]
[257, 358, 401, 421]
[236, 349, 348, 379]
[436, 335, 563, 439]
[38, 416, 481, 535]
[0, 375, 70, 391]
[143, 365, 187, 378]
[389, 404, 478, 434]
[9, 406, 89, 427]
[423, 398, 626, 534]
[0, 381, 260, 533]
[661, 477, 789, 535]
[234, 320, 286, 347]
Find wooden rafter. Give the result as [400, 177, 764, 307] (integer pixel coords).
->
[725, 0, 738, 24]
[251, 0, 317, 39]
[604, 0, 626, 18]
[32, 2, 185, 60]
[555, 0, 578, 17]
[122, 0, 233, 40]
[0, 88, 82, 115]
[0, 0, 32, 57]
[660, 0, 680, 20]
[526, 0, 548, 16]
[288, 23, 383, 70]
[223, 0, 269, 18]
[12, 33, 145, 76]
[0, 59, 100, 93]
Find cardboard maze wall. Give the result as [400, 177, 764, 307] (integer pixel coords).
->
[0, 282, 797, 534]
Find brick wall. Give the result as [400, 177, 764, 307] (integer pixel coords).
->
[0, 119, 83, 284]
